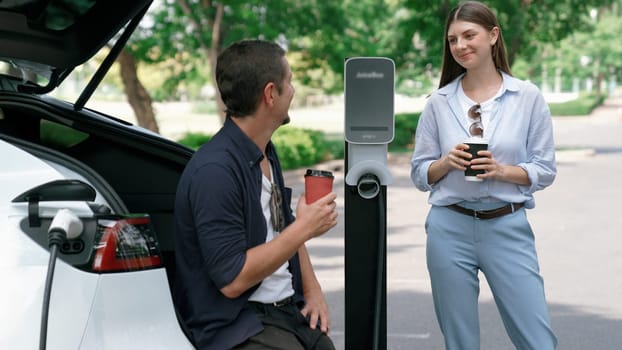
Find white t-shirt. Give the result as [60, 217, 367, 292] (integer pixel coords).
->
[457, 82, 503, 140]
[248, 168, 295, 304]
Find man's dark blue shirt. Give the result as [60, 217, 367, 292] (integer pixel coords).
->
[173, 117, 303, 349]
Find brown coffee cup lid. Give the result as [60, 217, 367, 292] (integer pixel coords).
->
[305, 169, 334, 178]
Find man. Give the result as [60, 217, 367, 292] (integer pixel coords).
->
[173, 39, 338, 350]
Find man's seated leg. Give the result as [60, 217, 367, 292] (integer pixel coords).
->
[233, 325, 304, 350]
[236, 302, 335, 350]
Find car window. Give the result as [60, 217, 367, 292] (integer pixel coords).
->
[0, 60, 52, 87]
[40, 119, 89, 148]
[0, 0, 98, 31]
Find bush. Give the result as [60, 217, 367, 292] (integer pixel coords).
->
[176, 127, 341, 170]
[272, 126, 341, 170]
[177, 132, 212, 149]
[389, 112, 420, 152]
[272, 127, 318, 169]
[548, 93, 606, 116]
[323, 138, 345, 161]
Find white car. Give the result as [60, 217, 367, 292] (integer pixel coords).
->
[0, 1, 195, 349]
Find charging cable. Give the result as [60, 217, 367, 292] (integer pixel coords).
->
[40, 209, 83, 350]
[354, 173, 385, 350]
[373, 187, 386, 350]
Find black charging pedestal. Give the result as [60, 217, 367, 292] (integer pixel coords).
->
[344, 151, 387, 350]
[343, 57, 394, 350]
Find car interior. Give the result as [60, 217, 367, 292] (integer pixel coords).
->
[1, 0, 198, 346]
[0, 100, 192, 288]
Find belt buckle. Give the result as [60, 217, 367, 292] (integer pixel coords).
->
[272, 296, 291, 307]
[473, 209, 480, 220]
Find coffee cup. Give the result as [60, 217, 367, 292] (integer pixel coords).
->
[464, 137, 488, 182]
[304, 169, 334, 204]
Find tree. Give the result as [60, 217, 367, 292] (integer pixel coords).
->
[113, 0, 213, 133]
[120, 0, 350, 124]
[118, 49, 159, 133]
[118, 0, 619, 133]
[123, 0, 398, 125]
[395, 0, 616, 89]
[541, 4, 622, 99]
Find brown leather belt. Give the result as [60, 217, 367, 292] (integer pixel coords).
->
[249, 295, 294, 308]
[271, 296, 294, 307]
[446, 203, 524, 220]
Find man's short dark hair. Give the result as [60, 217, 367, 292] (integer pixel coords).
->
[216, 40, 286, 118]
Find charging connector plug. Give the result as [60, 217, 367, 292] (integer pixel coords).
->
[40, 208, 83, 350]
[47, 208, 83, 246]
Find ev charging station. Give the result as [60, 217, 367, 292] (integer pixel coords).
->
[344, 57, 394, 350]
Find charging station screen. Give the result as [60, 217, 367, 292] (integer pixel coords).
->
[345, 57, 395, 144]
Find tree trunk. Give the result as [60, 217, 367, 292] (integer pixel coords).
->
[177, 0, 226, 124]
[117, 49, 159, 134]
[207, 3, 225, 123]
[208, 46, 226, 123]
[507, 36, 519, 68]
[593, 58, 602, 102]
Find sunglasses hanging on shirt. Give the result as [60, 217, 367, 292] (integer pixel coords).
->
[468, 103, 484, 137]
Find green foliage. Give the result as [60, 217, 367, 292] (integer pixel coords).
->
[273, 126, 345, 169]
[177, 132, 212, 149]
[322, 134, 346, 161]
[176, 127, 342, 170]
[273, 127, 324, 170]
[124, 0, 621, 101]
[551, 11, 622, 88]
[399, 0, 617, 87]
[548, 93, 607, 116]
[389, 112, 421, 152]
[288, 0, 406, 93]
[40, 120, 90, 149]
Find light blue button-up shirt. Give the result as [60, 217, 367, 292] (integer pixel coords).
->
[410, 72, 556, 209]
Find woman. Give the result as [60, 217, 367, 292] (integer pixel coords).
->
[410, 1, 558, 349]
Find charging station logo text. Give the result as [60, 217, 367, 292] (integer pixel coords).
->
[356, 71, 384, 79]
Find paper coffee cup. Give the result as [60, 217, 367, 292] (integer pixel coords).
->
[464, 137, 488, 182]
[304, 169, 334, 204]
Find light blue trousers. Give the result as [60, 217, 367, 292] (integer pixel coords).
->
[425, 203, 557, 350]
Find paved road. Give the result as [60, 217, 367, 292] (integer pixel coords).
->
[284, 91, 622, 349]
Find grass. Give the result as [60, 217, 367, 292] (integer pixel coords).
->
[548, 93, 606, 116]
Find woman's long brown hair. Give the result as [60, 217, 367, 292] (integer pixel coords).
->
[438, 1, 512, 88]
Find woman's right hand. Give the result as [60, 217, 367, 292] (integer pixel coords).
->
[444, 143, 472, 171]
[428, 143, 472, 184]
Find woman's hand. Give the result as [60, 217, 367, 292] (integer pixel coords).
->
[470, 150, 531, 185]
[428, 143, 473, 184]
[469, 150, 502, 180]
[444, 143, 473, 171]
[430, 144, 529, 185]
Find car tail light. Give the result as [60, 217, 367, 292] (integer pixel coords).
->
[92, 215, 162, 272]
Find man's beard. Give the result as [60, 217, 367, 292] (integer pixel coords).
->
[282, 115, 291, 125]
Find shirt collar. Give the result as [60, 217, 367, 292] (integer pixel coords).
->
[437, 71, 519, 98]
[222, 117, 264, 168]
